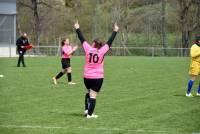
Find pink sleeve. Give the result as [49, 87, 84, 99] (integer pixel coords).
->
[83, 41, 91, 53]
[99, 44, 109, 54]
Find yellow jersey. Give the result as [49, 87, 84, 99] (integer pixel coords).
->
[190, 44, 200, 62]
[189, 44, 200, 75]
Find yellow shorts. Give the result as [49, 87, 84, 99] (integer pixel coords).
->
[189, 61, 200, 75]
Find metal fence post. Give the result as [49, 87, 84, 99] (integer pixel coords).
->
[9, 38, 11, 57]
[181, 48, 183, 57]
[152, 47, 154, 57]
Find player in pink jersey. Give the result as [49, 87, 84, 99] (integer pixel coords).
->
[52, 38, 78, 85]
[74, 21, 119, 118]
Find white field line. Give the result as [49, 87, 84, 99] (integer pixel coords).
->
[0, 124, 186, 134]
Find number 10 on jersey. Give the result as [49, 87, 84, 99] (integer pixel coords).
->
[89, 53, 99, 63]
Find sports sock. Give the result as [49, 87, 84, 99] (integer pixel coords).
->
[17, 57, 21, 66]
[22, 55, 25, 66]
[67, 73, 72, 82]
[85, 93, 90, 110]
[88, 98, 96, 116]
[187, 79, 194, 94]
[55, 72, 64, 79]
[198, 82, 200, 93]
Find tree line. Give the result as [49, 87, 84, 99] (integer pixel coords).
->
[17, 0, 200, 55]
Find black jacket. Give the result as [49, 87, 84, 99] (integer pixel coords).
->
[16, 36, 29, 51]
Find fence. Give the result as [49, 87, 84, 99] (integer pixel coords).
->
[25, 46, 190, 57]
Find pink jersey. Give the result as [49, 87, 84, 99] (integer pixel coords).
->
[83, 41, 110, 78]
[61, 44, 73, 58]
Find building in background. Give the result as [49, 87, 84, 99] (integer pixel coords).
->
[0, 0, 16, 57]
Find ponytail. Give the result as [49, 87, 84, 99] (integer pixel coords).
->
[93, 38, 104, 49]
[61, 38, 66, 47]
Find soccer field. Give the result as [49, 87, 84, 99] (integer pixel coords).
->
[0, 56, 200, 134]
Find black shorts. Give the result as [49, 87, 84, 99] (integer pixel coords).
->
[61, 58, 71, 69]
[84, 78, 104, 92]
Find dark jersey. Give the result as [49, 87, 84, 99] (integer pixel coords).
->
[16, 36, 29, 51]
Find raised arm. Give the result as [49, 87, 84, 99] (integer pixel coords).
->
[74, 20, 85, 44]
[64, 46, 78, 56]
[107, 23, 119, 47]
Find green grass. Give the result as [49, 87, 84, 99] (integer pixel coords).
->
[0, 56, 200, 134]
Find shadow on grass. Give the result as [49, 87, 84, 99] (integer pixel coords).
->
[50, 81, 68, 86]
[50, 81, 76, 85]
[174, 94, 200, 98]
[173, 94, 186, 97]
[67, 112, 84, 118]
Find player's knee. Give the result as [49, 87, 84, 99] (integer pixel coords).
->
[62, 69, 67, 73]
[90, 95, 96, 99]
[67, 67, 72, 73]
[90, 90, 97, 98]
[191, 75, 197, 81]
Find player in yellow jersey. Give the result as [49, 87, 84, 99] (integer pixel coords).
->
[186, 35, 200, 97]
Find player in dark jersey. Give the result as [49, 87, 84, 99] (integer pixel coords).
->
[16, 32, 29, 67]
[74, 20, 119, 118]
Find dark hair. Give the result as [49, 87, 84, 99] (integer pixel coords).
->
[93, 38, 103, 49]
[21, 32, 27, 38]
[195, 35, 200, 45]
[61, 38, 66, 46]
[195, 35, 200, 42]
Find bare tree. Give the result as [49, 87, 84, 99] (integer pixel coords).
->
[178, 0, 194, 55]
[31, 0, 40, 47]
[92, 0, 99, 39]
[17, 0, 54, 47]
[177, 0, 200, 55]
[192, 0, 200, 33]
[161, 0, 167, 55]
[111, 0, 132, 56]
